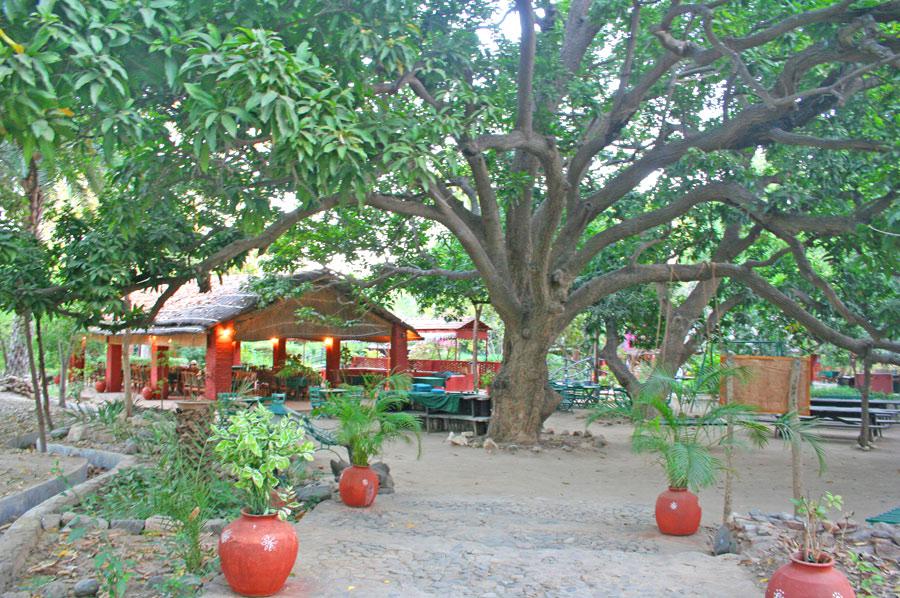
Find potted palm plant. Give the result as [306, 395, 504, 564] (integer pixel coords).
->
[589, 363, 824, 536]
[319, 373, 422, 507]
[766, 492, 855, 598]
[211, 406, 315, 596]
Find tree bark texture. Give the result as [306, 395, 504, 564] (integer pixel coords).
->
[22, 313, 47, 453]
[34, 317, 53, 431]
[487, 330, 560, 443]
[4, 315, 32, 378]
[788, 357, 803, 514]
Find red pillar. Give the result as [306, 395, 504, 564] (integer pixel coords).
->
[273, 338, 287, 369]
[233, 341, 242, 366]
[150, 341, 169, 399]
[205, 323, 235, 400]
[325, 337, 341, 385]
[105, 340, 123, 392]
[389, 323, 409, 373]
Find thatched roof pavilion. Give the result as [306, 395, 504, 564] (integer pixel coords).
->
[94, 271, 420, 399]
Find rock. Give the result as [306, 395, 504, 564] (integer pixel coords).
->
[64, 516, 108, 531]
[179, 574, 202, 590]
[110, 519, 145, 534]
[531, 446, 543, 453]
[41, 514, 61, 531]
[203, 518, 227, 534]
[66, 423, 88, 442]
[545, 429, 554, 435]
[483, 438, 498, 454]
[783, 520, 805, 531]
[449, 433, 468, 447]
[506, 444, 518, 453]
[572, 430, 581, 437]
[561, 445, 573, 452]
[60, 511, 78, 525]
[73, 578, 100, 596]
[41, 581, 68, 598]
[5, 432, 38, 449]
[144, 515, 176, 533]
[845, 529, 873, 544]
[461, 431, 474, 438]
[592, 435, 608, 448]
[122, 439, 139, 454]
[147, 575, 169, 588]
[2, 591, 31, 598]
[712, 524, 738, 555]
[470, 439, 483, 448]
[49, 426, 71, 439]
[370, 462, 394, 495]
[330, 459, 350, 481]
[872, 538, 900, 563]
[872, 522, 894, 539]
[296, 481, 335, 503]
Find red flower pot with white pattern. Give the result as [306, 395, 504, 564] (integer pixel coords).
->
[339, 465, 379, 508]
[765, 552, 854, 598]
[654, 487, 701, 535]
[218, 510, 298, 596]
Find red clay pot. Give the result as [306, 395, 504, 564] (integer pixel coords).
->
[141, 386, 154, 400]
[218, 510, 298, 597]
[53, 375, 61, 385]
[94, 380, 106, 393]
[339, 465, 379, 508]
[766, 552, 855, 598]
[655, 487, 701, 536]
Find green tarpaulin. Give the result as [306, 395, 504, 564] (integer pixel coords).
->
[409, 391, 461, 413]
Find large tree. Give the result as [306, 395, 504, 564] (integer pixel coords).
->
[4, 1, 899, 444]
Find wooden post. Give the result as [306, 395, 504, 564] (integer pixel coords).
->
[788, 357, 803, 514]
[859, 354, 872, 449]
[471, 305, 481, 388]
[122, 297, 132, 417]
[722, 353, 735, 524]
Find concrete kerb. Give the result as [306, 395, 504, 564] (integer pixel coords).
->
[0, 457, 89, 526]
[0, 446, 134, 592]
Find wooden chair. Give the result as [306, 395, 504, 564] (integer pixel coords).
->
[180, 369, 204, 399]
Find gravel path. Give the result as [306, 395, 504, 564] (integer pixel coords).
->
[204, 493, 759, 597]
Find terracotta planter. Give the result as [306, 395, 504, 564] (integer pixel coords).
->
[218, 510, 298, 596]
[94, 380, 106, 393]
[53, 375, 61, 385]
[141, 386, 154, 400]
[339, 465, 379, 508]
[654, 487, 701, 536]
[766, 552, 855, 598]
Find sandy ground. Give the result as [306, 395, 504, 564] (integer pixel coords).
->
[0, 451, 85, 500]
[346, 411, 899, 525]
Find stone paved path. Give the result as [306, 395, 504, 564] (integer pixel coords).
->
[204, 493, 759, 597]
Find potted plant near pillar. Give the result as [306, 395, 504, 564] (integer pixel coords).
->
[211, 406, 314, 596]
[320, 373, 421, 508]
[275, 356, 320, 400]
[766, 492, 855, 598]
[588, 363, 824, 536]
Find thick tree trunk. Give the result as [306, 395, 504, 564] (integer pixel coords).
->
[487, 332, 559, 444]
[4, 315, 31, 378]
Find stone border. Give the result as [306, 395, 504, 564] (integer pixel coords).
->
[0, 446, 134, 592]
[0, 455, 88, 526]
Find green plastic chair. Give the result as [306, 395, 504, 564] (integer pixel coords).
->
[309, 386, 325, 417]
[216, 392, 240, 418]
[267, 393, 288, 416]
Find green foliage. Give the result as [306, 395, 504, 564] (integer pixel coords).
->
[275, 355, 320, 384]
[320, 373, 422, 466]
[94, 540, 135, 598]
[211, 406, 314, 515]
[846, 550, 886, 598]
[588, 363, 825, 491]
[792, 492, 843, 562]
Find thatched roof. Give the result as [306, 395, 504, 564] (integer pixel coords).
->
[96, 271, 420, 345]
[407, 317, 491, 340]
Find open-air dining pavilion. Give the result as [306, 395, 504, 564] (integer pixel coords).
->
[92, 271, 421, 401]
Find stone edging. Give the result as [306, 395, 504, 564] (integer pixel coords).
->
[0, 456, 89, 526]
[0, 446, 134, 592]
